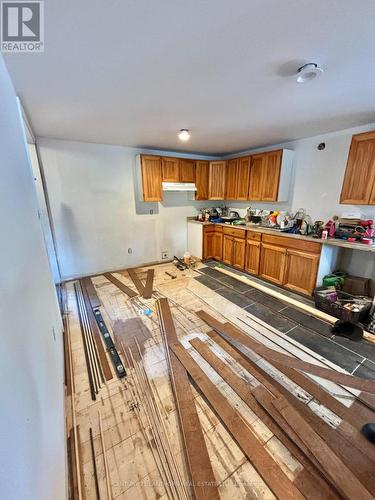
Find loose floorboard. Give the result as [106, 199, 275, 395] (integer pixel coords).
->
[65, 261, 375, 499]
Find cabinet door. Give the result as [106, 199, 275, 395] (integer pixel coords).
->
[233, 237, 245, 269]
[236, 156, 251, 200]
[213, 232, 223, 260]
[225, 159, 238, 200]
[259, 243, 286, 285]
[340, 131, 375, 204]
[179, 159, 196, 182]
[141, 155, 162, 201]
[222, 235, 233, 265]
[246, 240, 261, 275]
[370, 179, 375, 205]
[195, 161, 209, 200]
[203, 230, 214, 260]
[161, 157, 179, 182]
[209, 161, 226, 200]
[261, 150, 283, 201]
[248, 154, 265, 200]
[284, 250, 320, 296]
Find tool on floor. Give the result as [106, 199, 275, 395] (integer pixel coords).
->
[94, 309, 126, 378]
[173, 255, 187, 270]
[165, 271, 177, 279]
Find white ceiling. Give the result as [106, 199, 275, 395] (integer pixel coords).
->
[4, 0, 375, 154]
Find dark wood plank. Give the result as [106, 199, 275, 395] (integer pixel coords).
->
[81, 280, 113, 381]
[206, 329, 375, 495]
[156, 298, 219, 500]
[272, 396, 373, 500]
[63, 315, 72, 395]
[170, 341, 305, 500]
[103, 272, 138, 298]
[127, 268, 146, 295]
[143, 269, 154, 299]
[190, 337, 336, 500]
[81, 277, 101, 309]
[68, 430, 79, 500]
[196, 310, 375, 394]
[76, 426, 87, 500]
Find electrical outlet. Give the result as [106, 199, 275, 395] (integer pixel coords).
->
[128, 248, 132, 254]
[161, 251, 169, 260]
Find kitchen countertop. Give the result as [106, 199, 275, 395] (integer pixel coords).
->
[187, 218, 375, 253]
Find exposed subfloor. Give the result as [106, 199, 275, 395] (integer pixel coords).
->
[65, 261, 375, 499]
[197, 260, 375, 379]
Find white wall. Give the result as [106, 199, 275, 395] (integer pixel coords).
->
[38, 123, 375, 282]
[0, 57, 65, 499]
[37, 139, 218, 280]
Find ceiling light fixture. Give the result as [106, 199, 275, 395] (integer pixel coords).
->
[296, 63, 323, 83]
[178, 129, 190, 141]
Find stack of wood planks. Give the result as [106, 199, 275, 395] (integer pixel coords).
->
[157, 297, 375, 500]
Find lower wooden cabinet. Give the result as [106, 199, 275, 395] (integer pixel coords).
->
[222, 233, 245, 268]
[259, 244, 287, 285]
[203, 226, 222, 260]
[246, 240, 261, 275]
[284, 249, 320, 296]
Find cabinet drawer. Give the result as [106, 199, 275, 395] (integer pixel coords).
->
[247, 231, 262, 242]
[262, 234, 321, 254]
[223, 226, 246, 238]
[213, 225, 223, 233]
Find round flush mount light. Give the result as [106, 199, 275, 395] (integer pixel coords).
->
[296, 63, 323, 83]
[178, 129, 190, 141]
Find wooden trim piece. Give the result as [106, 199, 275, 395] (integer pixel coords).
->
[89, 428, 100, 500]
[80, 280, 113, 381]
[81, 277, 101, 309]
[127, 268, 146, 295]
[214, 266, 375, 343]
[103, 272, 138, 298]
[170, 341, 304, 500]
[272, 396, 373, 500]
[156, 298, 219, 500]
[196, 310, 375, 394]
[63, 315, 72, 395]
[98, 411, 112, 500]
[76, 426, 87, 500]
[143, 269, 154, 299]
[190, 337, 334, 499]
[68, 433, 79, 500]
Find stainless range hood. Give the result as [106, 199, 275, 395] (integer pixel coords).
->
[162, 182, 197, 192]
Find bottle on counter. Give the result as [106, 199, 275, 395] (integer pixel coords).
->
[321, 229, 328, 240]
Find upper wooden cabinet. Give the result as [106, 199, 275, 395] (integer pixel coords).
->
[236, 156, 251, 200]
[179, 159, 196, 182]
[261, 150, 283, 201]
[195, 161, 209, 200]
[340, 131, 375, 205]
[162, 157, 196, 183]
[208, 161, 226, 200]
[162, 157, 179, 182]
[225, 159, 238, 199]
[141, 155, 163, 202]
[248, 153, 265, 200]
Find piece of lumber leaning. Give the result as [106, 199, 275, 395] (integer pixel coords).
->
[156, 298, 219, 500]
[170, 341, 304, 500]
[272, 396, 374, 500]
[81, 277, 101, 309]
[127, 268, 146, 295]
[196, 310, 375, 394]
[103, 272, 138, 298]
[143, 269, 154, 299]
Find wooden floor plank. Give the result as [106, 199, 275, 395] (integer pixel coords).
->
[127, 268, 146, 295]
[206, 328, 375, 495]
[81, 277, 101, 309]
[156, 298, 219, 500]
[272, 396, 373, 500]
[143, 269, 154, 299]
[170, 341, 305, 500]
[196, 310, 375, 394]
[103, 272, 138, 298]
[190, 336, 336, 500]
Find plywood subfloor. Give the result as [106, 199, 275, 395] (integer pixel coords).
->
[65, 262, 370, 499]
